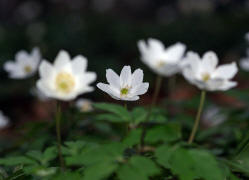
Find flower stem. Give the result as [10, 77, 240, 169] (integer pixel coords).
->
[151, 75, 163, 106]
[188, 90, 206, 144]
[55, 102, 65, 171]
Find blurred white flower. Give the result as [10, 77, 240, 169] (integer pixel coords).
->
[97, 66, 149, 101]
[182, 51, 238, 91]
[0, 111, 9, 129]
[245, 32, 249, 43]
[75, 98, 93, 112]
[37, 50, 96, 101]
[202, 106, 227, 127]
[4, 47, 41, 79]
[240, 49, 249, 71]
[30, 87, 50, 101]
[138, 38, 186, 77]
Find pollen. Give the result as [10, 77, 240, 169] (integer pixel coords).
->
[202, 73, 210, 82]
[55, 72, 75, 94]
[24, 65, 32, 73]
[120, 88, 129, 96]
[157, 61, 165, 67]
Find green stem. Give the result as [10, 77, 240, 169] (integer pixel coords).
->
[56, 102, 65, 171]
[151, 75, 163, 107]
[140, 75, 163, 150]
[188, 90, 206, 144]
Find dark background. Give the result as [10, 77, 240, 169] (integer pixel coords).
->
[0, 0, 249, 127]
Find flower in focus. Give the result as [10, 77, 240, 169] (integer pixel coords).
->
[37, 50, 96, 101]
[4, 47, 41, 79]
[97, 66, 149, 101]
[75, 98, 93, 112]
[137, 38, 186, 76]
[182, 51, 238, 91]
[240, 49, 249, 71]
[0, 111, 9, 129]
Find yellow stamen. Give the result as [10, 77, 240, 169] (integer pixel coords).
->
[55, 72, 75, 94]
[202, 73, 210, 82]
[24, 65, 32, 73]
[157, 61, 165, 68]
[120, 88, 129, 96]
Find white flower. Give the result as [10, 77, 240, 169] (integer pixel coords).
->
[4, 47, 41, 79]
[36, 50, 97, 101]
[97, 66, 149, 101]
[245, 32, 249, 43]
[240, 49, 249, 71]
[0, 111, 9, 129]
[137, 38, 186, 76]
[75, 98, 93, 112]
[182, 51, 238, 91]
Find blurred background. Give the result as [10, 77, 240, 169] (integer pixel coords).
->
[0, 0, 249, 135]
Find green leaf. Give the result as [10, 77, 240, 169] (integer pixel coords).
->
[95, 113, 126, 123]
[131, 107, 147, 124]
[117, 164, 147, 180]
[145, 123, 181, 143]
[123, 128, 142, 147]
[0, 156, 37, 166]
[83, 162, 118, 180]
[52, 172, 83, 180]
[94, 103, 131, 122]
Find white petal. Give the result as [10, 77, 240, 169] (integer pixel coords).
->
[213, 62, 238, 79]
[164, 42, 186, 62]
[39, 61, 54, 78]
[131, 69, 143, 87]
[133, 82, 149, 95]
[124, 96, 139, 101]
[202, 51, 218, 73]
[4, 61, 16, 71]
[148, 38, 165, 52]
[106, 69, 120, 89]
[31, 47, 41, 63]
[137, 40, 147, 55]
[85, 72, 97, 84]
[54, 50, 71, 69]
[240, 58, 249, 71]
[71, 55, 87, 74]
[184, 51, 201, 75]
[218, 81, 237, 91]
[15, 50, 29, 63]
[97, 83, 120, 99]
[120, 66, 132, 86]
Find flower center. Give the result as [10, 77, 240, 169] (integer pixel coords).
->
[157, 61, 165, 68]
[120, 87, 129, 96]
[24, 65, 32, 73]
[202, 73, 210, 82]
[81, 103, 92, 112]
[55, 72, 75, 94]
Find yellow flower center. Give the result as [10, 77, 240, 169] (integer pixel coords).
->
[120, 88, 129, 96]
[157, 61, 165, 68]
[202, 73, 210, 82]
[55, 72, 75, 94]
[24, 65, 32, 73]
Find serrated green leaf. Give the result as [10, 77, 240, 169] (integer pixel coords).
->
[145, 123, 181, 144]
[94, 103, 131, 122]
[123, 128, 142, 147]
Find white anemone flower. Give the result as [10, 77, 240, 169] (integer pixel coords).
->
[240, 49, 249, 71]
[36, 50, 97, 101]
[4, 47, 41, 79]
[137, 38, 186, 76]
[75, 98, 93, 112]
[0, 111, 9, 129]
[97, 66, 149, 101]
[182, 51, 238, 91]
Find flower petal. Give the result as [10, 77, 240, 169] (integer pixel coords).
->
[106, 69, 120, 89]
[84, 72, 97, 84]
[240, 58, 249, 71]
[39, 60, 55, 79]
[202, 51, 218, 73]
[218, 81, 237, 91]
[71, 55, 87, 74]
[213, 62, 238, 79]
[15, 50, 29, 63]
[133, 82, 149, 95]
[120, 66, 132, 86]
[148, 38, 165, 52]
[97, 83, 120, 99]
[131, 68, 143, 87]
[54, 50, 71, 69]
[164, 42, 186, 62]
